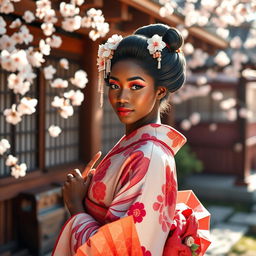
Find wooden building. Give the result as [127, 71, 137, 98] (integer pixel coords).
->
[0, 0, 228, 255]
[174, 72, 256, 184]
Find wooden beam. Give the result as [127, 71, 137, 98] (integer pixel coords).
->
[118, 0, 228, 50]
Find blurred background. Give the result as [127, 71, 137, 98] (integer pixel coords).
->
[0, 0, 255, 255]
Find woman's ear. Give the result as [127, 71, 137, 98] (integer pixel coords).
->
[156, 86, 167, 100]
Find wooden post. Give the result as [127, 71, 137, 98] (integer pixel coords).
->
[236, 74, 250, 185]
[79, 37, 103, 164]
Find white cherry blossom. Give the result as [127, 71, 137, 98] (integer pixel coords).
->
[7, 73, 31, 95]
[180, 119, 191, 131]
[230, 36, 242, 49]
[43, 9, 58, 24]
[220, 98, 236, 110]
[11, 32, 23, 44]
[51, 78, 68, 88]
[81, 16, 91, 28]
[41, 22, 55, 36]
[0, 35, 16, 52]
[59, 101, 74, 119]
[62, 15, 81, 32]
[196, 76, 207, 86]
[71, 0, 84, 6]
[4, 104, 22, 125]
[60, 2, 79, 17]
[0, 138, 11, 155]
[209, 123, 217, 132]
[43, 65, 56, 80]
[189, 112, 201, 125]
[147, 35, 166, 54]
[11, 163, 27, 179]
[0, 16, 6, 34]
[214, 51, 230, 67]
[226, 108, 237, 121]
[23, 10, 35, 23]
[11, 50, 29, 71]
[106, 34, 123, 50]
[9, 18, 21, 29]
[48, 125, 62, 137]
[27, 50, 45, 67]
[39, 39, 51, 55]
[17, 97, 38, 115]
[0, 50, 16, 72]
[20, 25, 33, 45]
[239, 108, 253, 119]
[64, 89, 84, 106]
[46, 35, 62, 48]
[0, 0, 14, 14]
[70, 70, 88, 88]
[59, 58, 69, 69]
[98, 44, 112, 59]
[211, 91, 223, 101]
[6, 154, 18, 166]
[51, 96, 65, 108]
[183, 43, 194, 55]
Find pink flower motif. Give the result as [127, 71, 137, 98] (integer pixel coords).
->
[93, 158, 111, 181]
[92, 182, 106, 201]
[159, 212, 172, 232]
[128, 202, 146, 223]
[141, 246, 152, 256]
[153, 165, 177, 231]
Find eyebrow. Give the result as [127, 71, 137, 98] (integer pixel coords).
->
[109, 76, 145, 82]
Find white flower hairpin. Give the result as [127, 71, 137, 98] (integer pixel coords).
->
[147, 34, 166, 69]
[97, 34, 123, 107]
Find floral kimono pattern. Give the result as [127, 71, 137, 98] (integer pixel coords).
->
[52, 123, 187, 256]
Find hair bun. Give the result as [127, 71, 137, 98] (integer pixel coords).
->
[134, 23, 183, 51]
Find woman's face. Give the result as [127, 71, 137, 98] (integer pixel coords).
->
[108, 59, 163, 126]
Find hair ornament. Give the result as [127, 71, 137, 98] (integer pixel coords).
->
[97, 34, 123, 107]
[147, 34, 166, 69]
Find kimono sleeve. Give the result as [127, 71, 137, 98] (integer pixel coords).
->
[53, 143, 177, 256]
[103, 144, 178, 255]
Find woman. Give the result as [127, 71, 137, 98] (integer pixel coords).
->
[53, 24, 208, 256]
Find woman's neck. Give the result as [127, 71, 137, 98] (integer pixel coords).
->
[125, 112, 161, 135]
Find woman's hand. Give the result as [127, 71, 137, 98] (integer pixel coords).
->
[62, 151, 102, 216]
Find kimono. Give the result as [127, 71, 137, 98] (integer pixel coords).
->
[52, 123, 196, 256]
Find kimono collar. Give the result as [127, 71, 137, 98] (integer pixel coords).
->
[118, 123, 187, 156]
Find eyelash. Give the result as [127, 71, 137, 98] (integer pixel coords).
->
[108, 82, 145, 90]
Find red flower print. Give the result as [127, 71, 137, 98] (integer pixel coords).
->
[128, 202, 146, 223]
[92, 182, 106, 201]
[125, 129, 137, 141]
[120, 151, 149, 188]
[93, 158, 111, 181]
[165, 165, 177, 218]
[150, 123, 161, 128]
[167, 130, 185, 149]
[141, 246, 152, 256]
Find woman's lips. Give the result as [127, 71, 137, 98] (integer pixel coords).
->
[117, 107, 133, 117]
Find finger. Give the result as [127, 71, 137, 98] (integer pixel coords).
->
[82, 151, 102, 178]
[68, 169, 83, 179]
[66, 173, 74, 181]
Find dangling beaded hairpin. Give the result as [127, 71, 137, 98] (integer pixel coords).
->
[97, 34, 123, 107]
[147, 34, 166, 69]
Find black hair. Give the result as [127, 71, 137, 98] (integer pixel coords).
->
[108, 24, 186, 109]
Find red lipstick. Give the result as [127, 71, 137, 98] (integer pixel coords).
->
[117, 107, 133, 117]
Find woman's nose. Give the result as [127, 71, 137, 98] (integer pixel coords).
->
[117, 89, 130, 103]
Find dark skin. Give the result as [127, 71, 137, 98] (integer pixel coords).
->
[62, 59, 167, 216]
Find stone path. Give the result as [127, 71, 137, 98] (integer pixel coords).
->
[205, 205, 256, 256]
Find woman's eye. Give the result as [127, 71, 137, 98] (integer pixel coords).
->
[109, 83, 120, 89]
[130, 84, 144, 90]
